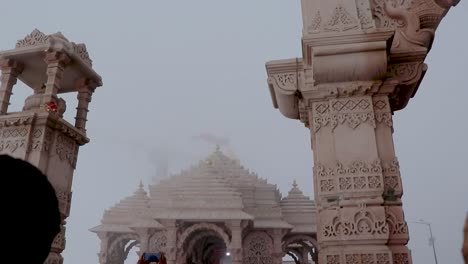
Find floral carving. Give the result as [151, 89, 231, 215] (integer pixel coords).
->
[386, 211, 408, 236]
[361, 254, 375, 264]
[345, 254, 359, 264]
[388, 62, 426, 85]
[376, 253, 390, 264]
[321, 179, 336, 192]
[243, 231, 273, 264]
[315, 160, 382, 177]
[313, 112, 376, 132]
[72, 43, 93, 66]
[273, 73, 297, 90]
[324, 3, 359, 32]
[393, 253, 410, 264]
[322, 210, 388, 239]
[51, 226, 66, 250]
[326, 255, 340, 264]
[375, 112, 393, 127]
[16, 29, 50, 48]
[356, 0, 375, 29]
[339, 177, 352, 190]
[149, 231, 167, 253]
[308, 11, 322, 33]
[55, 135, 78, 167]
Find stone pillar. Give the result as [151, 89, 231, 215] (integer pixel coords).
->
[228, 220, 243, 264]
[43, 51, 70, 106]
[135, 229, 150, 255]
[270, 229, 284, 264]
[97, 232, 110, 264]
[265, 1, 459, 263]
[301, 247, 309, 264]
[75, 78, 96, 132]
[0, 59, 22, 114]
[162, 220, 177, 264]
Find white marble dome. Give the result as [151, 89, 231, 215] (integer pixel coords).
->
[92, 147, 316, 233]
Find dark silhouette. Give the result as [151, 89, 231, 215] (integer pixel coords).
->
[1, 155, 61, 263]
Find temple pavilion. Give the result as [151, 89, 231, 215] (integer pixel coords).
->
[91, 147, 318, 264]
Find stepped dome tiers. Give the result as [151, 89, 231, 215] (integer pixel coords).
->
[91, 148, 318, 264]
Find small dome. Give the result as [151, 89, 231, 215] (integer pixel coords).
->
[280, 180, 317, 233]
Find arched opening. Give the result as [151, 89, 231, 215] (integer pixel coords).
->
[123, 240, 140, 264]
[282, 235, 319, 264]
[183, 229, 230, 264]
[106, 234, 140, 264]
[177, 223, 232, 264]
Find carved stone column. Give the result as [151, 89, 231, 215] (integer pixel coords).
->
[162, 220, 177, 264]
[265, 1, 459, 263]
[43, 51, 70, 106]
[270, 229, 284, 264]
[301, 247, 309, 264]
[75, 78, 96, 132]
[96, 232, 110, 264]
[135, 229, 150, 256]
[228, 220, 243, 264]
[0, 59, 22, 114]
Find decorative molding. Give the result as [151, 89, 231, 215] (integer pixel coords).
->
[54, 134, 78, 168]
[324, 3, 360, 32]
[0, 116, 34, 127]
[51, 226, 66, 251]
[388, 62, 427, 85]
[55, 187, 72, 216]
[72, 43, 93, 67]
[16, 29, 50, 48]
[313, 112, 376, 132]
[315, 160, 383, 194]
[356, 0, 375, 30]
[148, 231, 167, 253]
[393, 252, 410, 264]
[30, 128, 54, 153]
[308, 11, 322, 33]
[321, 209, 389, 241]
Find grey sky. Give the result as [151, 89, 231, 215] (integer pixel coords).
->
[0, 1, 467, 263]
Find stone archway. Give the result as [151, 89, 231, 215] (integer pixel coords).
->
[106, 233, 140, 264]
[282, 235, 319, 264]
[177, 223, 231, 264]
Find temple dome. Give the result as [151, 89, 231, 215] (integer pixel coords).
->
[93, 147, 316, 231]
[280, 180, 317, 233]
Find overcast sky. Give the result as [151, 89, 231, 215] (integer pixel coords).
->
[0, 1, 467, 263]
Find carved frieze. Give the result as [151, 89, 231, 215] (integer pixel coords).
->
[72, 43, 93, 67]
[319, 207, 389, 244]
[55, 134, 78, 168]
[371, 0, 450, 51]
[30, 128, 54, 153]
[55, 186, 72, 216]
[149, 231, 167, 253]
[0, 125, 30, 154]
[324, 3, 360, 32]
[16, 29, 50, 48]
[315, 160, 384, 199]
[243, 231, 274, 264]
